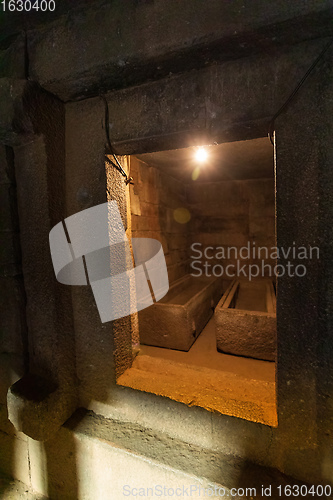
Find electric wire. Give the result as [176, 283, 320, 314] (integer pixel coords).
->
[100, 94, 133, 185]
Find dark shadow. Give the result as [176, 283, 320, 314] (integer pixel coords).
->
[0, 145, 29, 493]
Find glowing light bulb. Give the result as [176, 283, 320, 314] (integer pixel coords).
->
[195, 147, 208, 162]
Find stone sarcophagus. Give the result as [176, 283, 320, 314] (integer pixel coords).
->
[214, 278, 276, 361]
[139, 274, 225, 351]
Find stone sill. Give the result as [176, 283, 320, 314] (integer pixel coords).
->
[117, 354, 277, 427]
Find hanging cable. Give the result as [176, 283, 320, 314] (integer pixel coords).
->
[100, 95, 133, 185]
[268, 37, 333, 145]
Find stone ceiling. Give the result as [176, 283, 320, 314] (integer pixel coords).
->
[135, 137, 274, 182]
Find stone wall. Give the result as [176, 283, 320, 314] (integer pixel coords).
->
[0, 2, 333, 491]
[187, 178, 276, 278]
[0, 145, 27, 486]
[16, 0, 333, 101]
[130, 156, 190, 284]
[0, 145, 26, 402]
[130, 156, 275, 284]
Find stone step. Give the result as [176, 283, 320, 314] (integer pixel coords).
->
[1, 408, 322, 499]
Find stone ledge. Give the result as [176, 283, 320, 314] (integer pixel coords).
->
[7, 373, 75, 442]
[48, 408, 308, 499]
[118, 354, 277, 427]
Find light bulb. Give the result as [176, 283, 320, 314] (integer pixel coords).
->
[195, 147, 208, 162]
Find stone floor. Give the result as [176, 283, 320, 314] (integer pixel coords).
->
[140, 316, 275, 382]
[119, 317, 277, 426]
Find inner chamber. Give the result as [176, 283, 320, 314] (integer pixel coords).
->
[118, 136, 277, 425]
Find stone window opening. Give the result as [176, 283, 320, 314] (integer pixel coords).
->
[115, 137, 278, 427]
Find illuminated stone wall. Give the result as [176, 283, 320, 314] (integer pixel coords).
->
[188, 178, 276, 277]
[130, 156, 190, 284]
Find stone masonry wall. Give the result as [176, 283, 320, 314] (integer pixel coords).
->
[130, 154, 275, 282]
[187, 178, 275, 278]
[130, 156, 190, 284]
[0, 12, 332, 487]
[0, 145, 27, 361]
[0, 145, 26, 449]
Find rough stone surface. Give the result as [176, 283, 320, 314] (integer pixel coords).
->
[0, 233, 20, 273]
[188, 177, 276, 276]
[1, 6, 333, 491]
[141, 317, 275, 382]
[0, 145, 27, 369]
[139, 275, 225, 351]
[7, 89, 77, 440]
[131, 144, 275, 290]
[0, 147, 15, 185]
[24, 1, 333, 101]
[130, 155, 189, 284]
[98, 39, 329, 155]
[7, 374, 71, 442]
[273, 43, 333, 483]
[65, 97, 134, 404]
[0, 279, 26, 357]
[0, 79, 34, 145]
[0, 355, 25, 406]
[216, 309, 276, 361]
[0, 431, 30, 487]
[119, 354, 277, 426]
[0, 34, 26, 79]
[0, 474, 47, 500]
[20, 408, 322, 500]
[215, 279, 276, 361]
[61, 37, 333, 487]
[29, 411, 235, 499]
